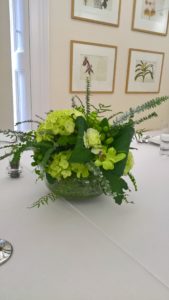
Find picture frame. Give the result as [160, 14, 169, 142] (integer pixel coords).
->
[71, 0, 121, 27]
[126, 48, 164, 94]
[70, 40, 117, 93]
[132, 0, 169, 36]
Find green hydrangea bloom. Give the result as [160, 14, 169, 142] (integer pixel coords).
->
[95, 147, 126, 171]
[123, 151, 134, 175]
[47, 150, 72, 180]
[83, 128, 101, 149]
[36, 123, 54, 143]
[47, 150, 89, 180]
[71, 163, 89, 178]
[36, 109, 83, 142]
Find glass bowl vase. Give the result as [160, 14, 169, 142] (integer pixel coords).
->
[45, 175, 103, 200]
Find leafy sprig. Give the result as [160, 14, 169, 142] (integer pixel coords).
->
[29, 193, 56, 208]
[133, 112, 158, 125]
[114, 96, 169, 124]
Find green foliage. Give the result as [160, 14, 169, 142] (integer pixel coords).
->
[102, 171, 129, 205]
[57, 135, 76, 146]
[112, 124, 135, 176]
[115, 96, 169, 124]
[30, 193, 56, 208]
[46, 173, 56, 184]
[71, 95, 85, 112]
[0, 79, 169, 207]
[128, 172, 138, 192]
[86, 76, 91, 115]
[69, 116, 94, 163]
[40, 145, 57, 168]
[134, 112, 158, 125]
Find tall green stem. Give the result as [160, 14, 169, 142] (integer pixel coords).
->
[86, 76, 91, 115]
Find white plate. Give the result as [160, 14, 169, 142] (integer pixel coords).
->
[149, 135, 160, 145]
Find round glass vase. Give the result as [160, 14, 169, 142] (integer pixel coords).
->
[45, 175, 103, 200]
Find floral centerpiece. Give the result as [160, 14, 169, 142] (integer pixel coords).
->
[0, 78, 169, 207]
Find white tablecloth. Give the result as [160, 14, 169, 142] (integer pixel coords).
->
[0, 142, 169, 300]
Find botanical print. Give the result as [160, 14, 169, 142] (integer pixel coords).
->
[73, 0, 120, 27]
[141, 0, 166, 22]
[126, 48, 164, 93]
[80, 55, 108, 81]
[143, 0, 156, 17]
[134, 59, 156, 82]
[83, 0, 113, 11]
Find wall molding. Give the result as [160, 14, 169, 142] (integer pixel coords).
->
[29, 0, 50, 119]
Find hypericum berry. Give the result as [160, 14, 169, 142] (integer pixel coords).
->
[105, 137, 114, 145]
[103, 126, 109, 132]
[100, 133, 106, 141]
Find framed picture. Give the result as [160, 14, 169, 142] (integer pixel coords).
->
[132, 0, 169, 35]
[70, 40, 117, 93]
[126, 48, 164, 93]
[71, 0, 121, 26]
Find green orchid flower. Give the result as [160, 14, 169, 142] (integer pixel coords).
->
[95, 147, 126, 171]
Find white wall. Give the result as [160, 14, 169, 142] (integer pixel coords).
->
[1, 0, 168, 130]
[0, 0, 13, 129]
[49, 0, 169, 130]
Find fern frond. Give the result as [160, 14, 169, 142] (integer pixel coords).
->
[29, 193, 57, 208]
[115, 96, 169, 124]
[0, 129, 35, 144]
[15, 120, 40, 126]
[134, 112, 158, 125]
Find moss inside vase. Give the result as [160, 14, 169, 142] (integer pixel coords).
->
[45, 174, 103, 199]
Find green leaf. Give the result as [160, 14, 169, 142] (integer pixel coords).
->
[69, 116, 93, 163]
[100, 118, 109, 129]
[103, 170, 128, 205]
[57, 135, 76, 146]
[112, 125, 134, 176]
[101, 124, 134, 204]
[46, 173, 56, 184]
[41, 145, 56, 167]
